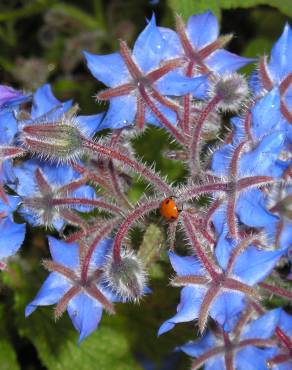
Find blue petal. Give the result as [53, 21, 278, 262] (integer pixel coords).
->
[178, 331, 217, 357]
[242, 309, 281, 340]
[31, 84, 71, 119]
[236, 347, 276, 370]
[168, 251, 203, 275]
[214, 231, 236, 270]
[186, 11, 218, 49]
[99, 96, 136, 129]
[0, 219, 25, 259]
[233, 247, 285, 285]
[204, 356, 226, 370]
[158, 286, 205, 335]
[25, 272, 71, 316]
[269, 23, 292, 82]
[71, 185, 97, 212]
[67, 292, 103, 344]
[48, 237, 79, 269]
[211, 205, 228, 236]
[279, 310, 292, 336]
[13, 161, 38, 196]
[133, 15, 167, 73]
[231, 116, 245, 143]
[145, 100, 177, 127]
[0, 85, 30, 109]
[236, 189, 279, 227]
[211, 143, 232, 176]
[76, 113, 104, 136]
[158, 27, 182, 58]
[239, 131, 285, 177]
[251, 88, 282, 139]
[91, 238, 112, 268]
[210, 292, 245, 332]
[156, 73, 207, 98]
[207, 50, 253, 73]
[83, 51, 128, 87]
[0, 110, 18, 144]
[0, 195, 20, 214]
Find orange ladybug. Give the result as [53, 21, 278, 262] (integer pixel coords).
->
[160, 197, 179, 221]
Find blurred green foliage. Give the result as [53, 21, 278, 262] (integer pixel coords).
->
[0, 0, 291, 369]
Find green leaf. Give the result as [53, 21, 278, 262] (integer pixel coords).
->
[0, 306, 19, 370]
[0, 339, 19, 370]
[167, 0, 221, 21]
[219, 0, 292, 17]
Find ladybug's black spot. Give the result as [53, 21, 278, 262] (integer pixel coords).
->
[171, 216, 176, 220]
[165, 199, 170, 204]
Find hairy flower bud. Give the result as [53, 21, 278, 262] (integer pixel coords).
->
[103, 250, 147, 302]
[209, 72, 249, 112]
[21, 118, 84, 163]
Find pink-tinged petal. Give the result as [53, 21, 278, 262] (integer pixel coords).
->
[48, 237, 79, 269]
[83, 51, 128, 87]
[186, 11, 219, 49]
[25, 272, 71, 316]
[67, 292, 103, 344]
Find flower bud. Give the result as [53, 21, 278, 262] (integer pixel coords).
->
[209, 72, 249, 112]
[21, 119, 84, 163]
[103, 250, 147, 302]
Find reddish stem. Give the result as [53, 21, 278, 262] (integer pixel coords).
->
[259, 282, 292, 299]
[112, 199, 161, 263]
[51, 198, 121, 214]
[138, 85, 186, 144]
[81, 221, 116, 283]
[181, 212, 219, 279]
[82, 138, 172, 193]
[189, 96, 221, 177]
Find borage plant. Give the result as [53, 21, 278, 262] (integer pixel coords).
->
[1, 10, 292, 370]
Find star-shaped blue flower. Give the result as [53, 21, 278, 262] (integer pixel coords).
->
[26, 236, 118, 343]
[158, 233, 284, 335]
[177, 309, 281, 370]
[84, 15, 207, 130]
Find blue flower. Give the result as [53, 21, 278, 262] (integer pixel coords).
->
[0, 85, 30, 109]
[159, 11, 252, 74]
[26, 236, 117, 343]
[267, 23, 292, 85]
[19, 84, 104, 137]
[177, 309, 281, 370]
[0, 195, 25, 269]
[84, 15, 207, 130]
[158, 234, 284, 335]
[12, 159, 96, 230]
